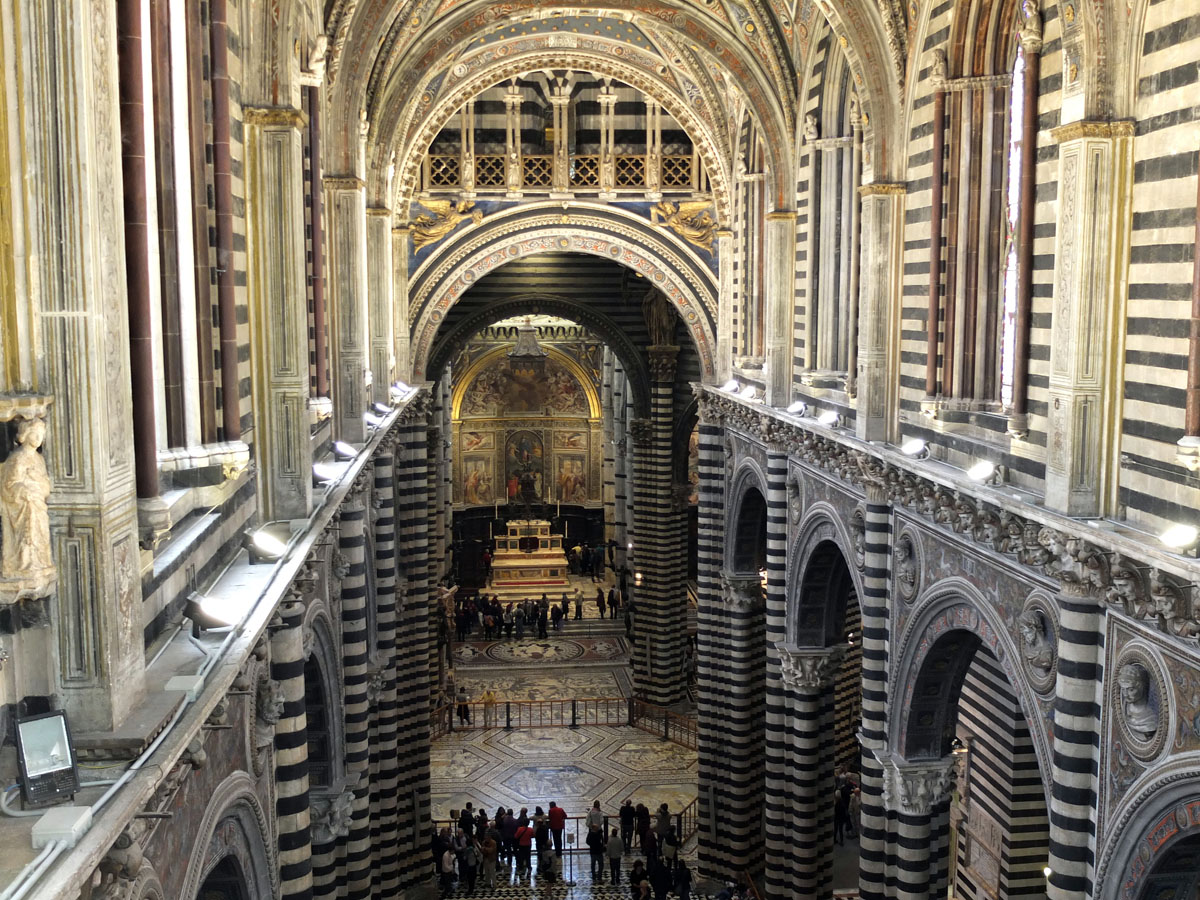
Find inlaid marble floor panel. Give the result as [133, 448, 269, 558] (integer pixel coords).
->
[431, 725, 697, 827]
[451, 669, 630, 702]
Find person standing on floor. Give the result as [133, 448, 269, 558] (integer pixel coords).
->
[548, 801, 567, 857]
[619, 799, 636, 850]
[574, 591, 584, 620]
[481, 831, 498, 889]
[537, 604, 549, 638]
[661, 826, 678, 876]
[456, 687, 471, 725]
[641, 828, 658, 867]
[675, 861, 692, 900]
[586, 799, 605, 834]
[649, 858, 672, 900]
[440, 842, 458, 896]
[587, 823, 607, 881]
[500, 808, 517, 865]
[607, 825, 625, 885]
[592, 543, 606, 582]
[460, 836, 479, 894]
[608, 586, 619, 619]
[654, 803, 671, 840]
[597, 588, 606, 619]
[514, 819, 534, 878]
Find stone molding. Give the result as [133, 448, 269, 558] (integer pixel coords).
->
[858, 182, 907, 196]
[243, 106, 308, 129]
[776, 642, 846, 691]
[324, 175, 366, 191]
[1051, 120, 1135, 143]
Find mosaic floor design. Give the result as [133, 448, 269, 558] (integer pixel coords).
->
[451, 669, 631, 703]
[431, 725, 697, 826]
[453, 638, 628, 667]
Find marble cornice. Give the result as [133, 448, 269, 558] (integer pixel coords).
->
[858, 182, 906, 197]
[1051, 120, 1136, 143]
[324, 175, 367, 191]
[243, 106, 308, 129]
[694, 385, 1200, 593]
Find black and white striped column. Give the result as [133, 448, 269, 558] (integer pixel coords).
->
[694, 401, 730, 878]
[882, 756, 955, 900]
[1047, 580, 1102, 900]
[272, 597, 313, 900]
[769, 645, 846, 900]
[612, 364, 629, 572]
[338, 480, 374, 898]
[858, 483, 891, 900]
[393, 400, 434, 886]
[629, 345, 688, 705]
[372, 436, 402, 893]
[602, 349, 616, 546]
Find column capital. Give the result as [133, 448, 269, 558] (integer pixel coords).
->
[647, 345, 679, 382]
[720, 572, 764, 610]
[1050, 120, 1135, 144]
[775, 642, 846, 691]
[324, 175, 366, 191]
[243, 106, 308, 129]
[629, 418, 655, 447]
[882, 754, 955, 817]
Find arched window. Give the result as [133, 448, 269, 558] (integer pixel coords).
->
[304, 655, 333, 787]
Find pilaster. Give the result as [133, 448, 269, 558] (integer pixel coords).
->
[325, 176, 370, 443]
[392, 226, 411, 382]
[764, 212, 797, 407]
[245, 106, 314, 520]
[716, 231, 735, 384]
[856, 184, 906, 442]
[1044, 121, 1133, 516]
[366, 208, 394, 404]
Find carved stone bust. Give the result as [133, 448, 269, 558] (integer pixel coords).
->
[1017, 609, 1055, 675]
[1118, 663, 1158, 739]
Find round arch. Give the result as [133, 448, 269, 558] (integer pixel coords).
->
[787, 504, 866, 648]
[409, 206, 719, 383]
[302, 604, 346, 789]
[427, 293, 652, 417]
[890, 577, 1053, 788]
[1097, 769, 1200, 900]
[378, 49, 738, 225]
[450, 344, 602, 419]
[179, 772, 277, 900]
[726, 461, 769, 575]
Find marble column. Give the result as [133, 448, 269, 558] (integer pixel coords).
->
[645, 99, 663, 200]
[858, 481, 892, 900]
[459, 101, 476, 197]
[882, 756, 956, 900]
[392, 225, 411, 383]
[1043, 122, 1134, 516]
[504, 86, 522, 198]
[366, 208, 394, 404]
[550, 80, 571, 195]
[769, 644, 846, 900]
[325, 176, 370, 443]
[1047, 579, 1103, 900]
[926, 60, 948, 399]
[856, 185, 906, 443]
[245, 106, 314, 520]
[598, 83, 617, 198]
[601, 349, 616, 545]
[272, 597, 313, 900]
[764, 212, 797, 406]
[612, 365, 630, 573]
[629, 345, 688, 704]
[19, 2, 147, 730]
[716, 230, 735, 383]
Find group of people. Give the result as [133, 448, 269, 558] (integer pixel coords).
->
[566, 540, 610, 582]
[431, 799, 691, 900]
[833, 765, 862, 846]
[453, 587, 626, 644]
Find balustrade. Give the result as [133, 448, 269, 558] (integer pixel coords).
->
[422, 152, 696, 194]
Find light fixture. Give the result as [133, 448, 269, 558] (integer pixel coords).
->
[787, 400, 807, 416]
[16, 711, 80, 807]
[758, 567, 768, 590]
[1042, 867, 1052, 880]
[627, 542, 633, 550]
[389, 381, 413, 402]
[364, 412, 384, 427]
[1160, 523, 1199, 552]
[817, 409, 839, 427]
[246, 528, 288, 565]
[312, 462, 340, 485]
[721, 379, 740, 393]
[966, 460, 996, 483]
[901, 438, 928, 459]
[184, 591, 244, 634]
[739, 385, 758, 400]
[634, 571, 643, 587]
[332, 441, 357, 461]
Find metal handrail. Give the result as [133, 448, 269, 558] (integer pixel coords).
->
[431, 697, 699, 745]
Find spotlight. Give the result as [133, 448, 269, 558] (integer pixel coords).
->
[817, 409, 839, 427]
[901, 438, 928, 458]
[1042, 867, 1052, 880]
[313, 462, 340, 485]
[365, 412, 384, 427]
[787, 400, 807, 416]
[634, 571, 643, 586]
[627, 542, 633, 550]
[332, 441, 358, 461]
[184, 591, 245, 633]
[389, 381, 413, 402]
[966, 460, 996, 483]
[1160, 523, 1199, 552]
[16, 711, 80, 807]
[246, 528, 288, 565]
[721, 379, 740, 393]
[739, 385, 758, 400]
[372, 402, 391, 415]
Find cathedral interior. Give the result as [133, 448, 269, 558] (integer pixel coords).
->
[0, 1, 1199, 899]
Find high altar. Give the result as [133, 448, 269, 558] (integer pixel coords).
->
[490, 519, 569, 594]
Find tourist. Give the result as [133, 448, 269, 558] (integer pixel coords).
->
[674, 861, 692, 900]
[581, 542, 592, 576]
[635, 802, 651, 848]
[575, 591, 584, 620]
[654, 803, 671, 839]
[629, 860, 648, 900]
[607, 825, 625, 884]
[460, 803, 476, 839]
[619, 799, 636, 850]
[460, 835, 479, 894]
[642, 828, 658, 867]
[661, 826, 678, 875]
[592, 543, 606, 582]
[551, 602, 563, 632]
[456, 687, 471, 725]
[481, 831, 498, 889]
[650, 858, 672, 900]
[537, 605, 549, 638]
[500, 809, 517, 864]
[609, 586, 619, 619]
[587, 824, 607, 880]
[482, 690, 497, 728]
[514, 818, 534, 878]
[440, 841, 458, 896]
[548, 801, 567, 856]
[514, 604, 526, 640]
[503, 604, 515, 639]
[561, 593, 571, 625]
[586, 799, 605, 833]
[597, 588, 606, 618]
[432, 826, 450, 879]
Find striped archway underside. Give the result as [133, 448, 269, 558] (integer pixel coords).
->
[787, 507, 864, 648]
[409, 205, 719, 382]
[427, 293, 654, 417]
[890, 581, 1054, 794]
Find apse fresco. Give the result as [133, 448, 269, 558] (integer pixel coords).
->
[460, 357, 589, 417]
[504, 431, 544, 501]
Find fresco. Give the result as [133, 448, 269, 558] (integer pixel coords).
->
[555, 453, 588, 502]
[461, 430, 494, 451]
[461, 357, 589, 417]
[505, 430, 544, 501]
[553, 431, 588, 450]
[462, 455, 494, 505]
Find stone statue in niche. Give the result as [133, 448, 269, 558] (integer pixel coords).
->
[892, 535, 917, 600]
[931, 48, 949, 84]
[255, 677, 285, 750]
[803, 113, 819, 143]
[1017, 609, 1055, 675]
[1118, 663, 1158, 739]
[1018, 0, 1042, 49]
[642, 289, 676, 347]
[0, 416, 57, 603]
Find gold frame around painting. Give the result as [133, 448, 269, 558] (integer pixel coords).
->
[553, 452, 587, 502]
[461, 454, 495, 505]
